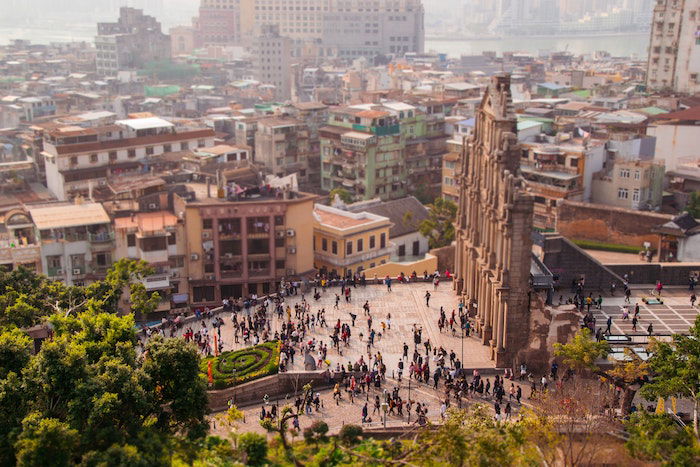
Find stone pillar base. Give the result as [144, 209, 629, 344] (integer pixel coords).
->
[481, 326, 492, 345]
[495, 349, 512, 368]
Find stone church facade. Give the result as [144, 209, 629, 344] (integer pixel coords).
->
[454, 74, 535, 367]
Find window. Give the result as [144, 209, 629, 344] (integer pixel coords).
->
[90, 154, 98, 163]
[163, 144, 171, 152]
[322, 238, 328, 251]
[198, 139, 205, 148]
[70, 156, 78, 165]
[108, 151, 117, 162]
[127, 234, 136, 247]
[203, 219, 213, 229]
[413, 241, 420, 256]
[618, 188, 629, 200]
[369, 235, 375, 249]
[633, 189, 640, 202]
[274, 216, 284, 226]
[193, 286, 215, 302]
[168, 232, 176, 245]
[146, 146, 154, 156]
[398, 244, 406, 257]
[275, 260, 285, 270]
[275, 237, 285, 247]
[346, 242, 353, 255]
[128, 149, 136, 159]
[619, 168, 630, 178]
[182, 142, 189, 150]
[380, 233, 386, 249]
[634, 170, 640, 180]
[331, 241, 338, 254]
[357, 239, 363, 252]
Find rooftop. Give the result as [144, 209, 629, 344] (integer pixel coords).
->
[29, 202, 110, 230]
[314, 204, 391, 231]
[114, 211, 178, 232]
[346, 196, 428, 238]
[115, 117, 174, 131]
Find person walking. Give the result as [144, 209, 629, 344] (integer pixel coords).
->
[362, 403, 368, 423]
[632, 316, 638, 332]
[691, 293, 697, 308]
[606, 316, 612, 335]
[425, 291, 431, 307]
[647, 322, 654, 336]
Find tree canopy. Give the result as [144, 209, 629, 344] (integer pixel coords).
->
[419, 197, 458, 249]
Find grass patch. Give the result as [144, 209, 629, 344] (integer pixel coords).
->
[201, 341, 280, 389]
[572, 239, 643, 254]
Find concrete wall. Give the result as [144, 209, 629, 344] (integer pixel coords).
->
[207, 371, 335, 412]
[607, 263, 700, 286]
[557, 200, 672, 247]
[543, 234, 625, 291]
[648, 124, 700, 172]
[362, 253, 437, 278]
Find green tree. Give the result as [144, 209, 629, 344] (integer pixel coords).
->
[237, 432, 268, 466]
[686, 191, 700, 218]
[328, 188, 353, 205]
[626, 412, 700, 466]
[140, 336, 209, 439]
[0, 328, 31, 379]
[642, 315, 700, 438]
[14, 413, 79, 467]
[418, 197, 457, 249]
[554, 329, 649, 415]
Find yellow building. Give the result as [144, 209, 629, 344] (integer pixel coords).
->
[313, 204, 393, 277]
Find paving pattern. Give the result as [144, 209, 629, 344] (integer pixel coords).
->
[577, 290, 699, 336]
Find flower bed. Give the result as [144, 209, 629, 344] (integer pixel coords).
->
[201, 341, 280, 389]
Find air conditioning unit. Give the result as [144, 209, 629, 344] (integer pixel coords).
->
[205, 274, 215, 280]
[276, 230, 286, 238]
[288, 247, 297, 254]
[286, 229, 296, 237]
[190, 253, 199, 261]
[171, 271, 179, 278]
[202, 232, 211, 239]
[73, 268, 81, 275]
[55, 268, 63, 275]
[225, 253, 233, 258]
[148, 203, 157, 210]
[98, 180, 107, 186]
[286, 268, 296, 275]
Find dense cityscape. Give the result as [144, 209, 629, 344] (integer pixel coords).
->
[0, 0, 699, 465]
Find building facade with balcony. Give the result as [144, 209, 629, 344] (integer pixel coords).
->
[313, 204, 393, 278]
[255, 118, 312, 183]
[40, 116, 216, 201]
[114, 211, 188, 312]
[0, 209, 42, 273]
[591, 159, 665, 211]
[28, 202, 113, 286]
[174, 183, 316, 306]
[519, 140, 605, 231]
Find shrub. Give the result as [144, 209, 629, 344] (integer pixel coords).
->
[572, 239, 643, 254]
[338, 424, 363, 445]
[238, 432, 268, 466]
[201, 341, 280, 389]
[303, 420, 329, 444]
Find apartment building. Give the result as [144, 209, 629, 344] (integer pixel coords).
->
[243, 0, 424, 59]
[40, 116, 216, 201]
[519, 139, 606, 231]
[195, 0, 241, 46]
[646, 0, 700, 93]
[255, 117, 312, 183]
[0, 209, 42, 273]
[591, 159, 665, 210]
[174, 183, 316, 305]
[287, 102, 329, 187]
[253, 25, 293, 101]
[312, 204, 393, 278]
[441, 151, 460, 203]
[114, 211, 188, 312]
[320, 106, 404, 201]
[95, 7, 171, 76]
[28, 202, 113, 286]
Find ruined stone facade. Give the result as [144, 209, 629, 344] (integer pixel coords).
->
[454, 75, 535, 367]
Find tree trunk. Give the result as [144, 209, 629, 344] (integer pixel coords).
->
[621, 388, 636, 416]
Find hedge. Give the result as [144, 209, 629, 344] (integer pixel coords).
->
[201, 341, 280, 389]
[572, 239, 644, 254]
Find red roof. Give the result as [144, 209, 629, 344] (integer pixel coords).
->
[654, 106, 700, 121]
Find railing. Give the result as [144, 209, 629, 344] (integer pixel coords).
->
[88, 232, 114, 243]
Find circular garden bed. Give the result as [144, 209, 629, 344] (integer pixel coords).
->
[201, 341, 281, 389]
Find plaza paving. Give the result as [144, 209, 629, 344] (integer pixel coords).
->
[570, 288, 699, 336]
[211, 282, 495, 374]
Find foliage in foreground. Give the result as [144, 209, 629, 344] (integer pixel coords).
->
[625, 412, 700, 466]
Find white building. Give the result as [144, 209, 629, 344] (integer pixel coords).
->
[647, 106, 700, 172]
[646, 0, 700, 93]
[40, 116, 216, 201]
[28, 202, 113, 286]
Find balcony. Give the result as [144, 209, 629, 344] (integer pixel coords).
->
[142, 274, 171, 291]
[249, 268, 271, 277]
[140, 249, 168, 264]
[88, 231, 114, 243]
